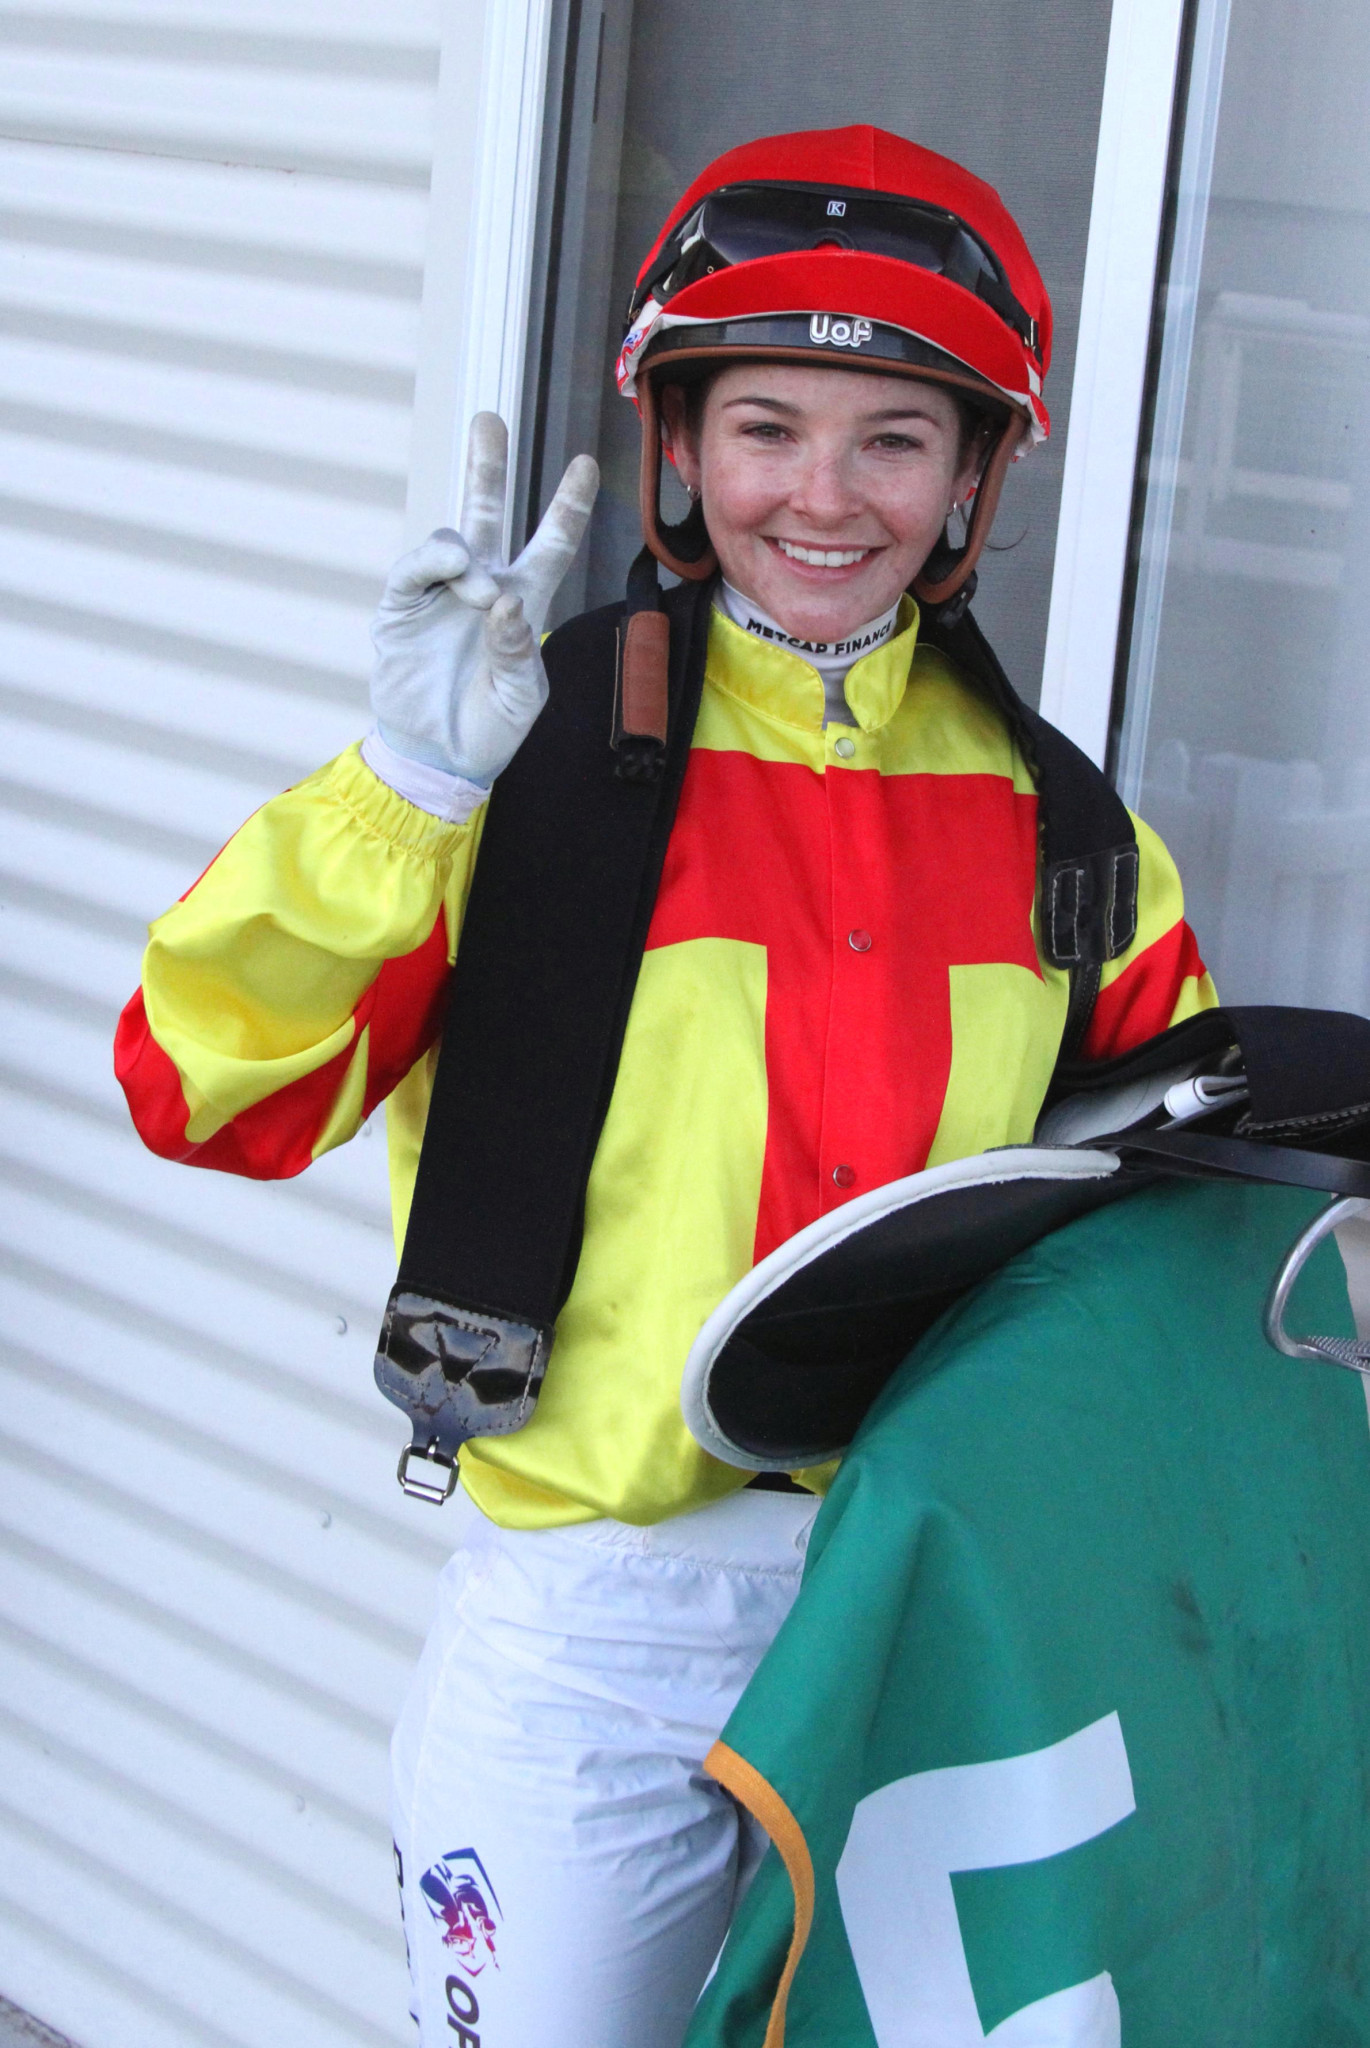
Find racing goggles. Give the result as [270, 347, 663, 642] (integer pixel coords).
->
[627, 181, 1041, 361]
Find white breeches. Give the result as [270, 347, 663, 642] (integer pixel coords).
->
[390, 1484, 817, 2048]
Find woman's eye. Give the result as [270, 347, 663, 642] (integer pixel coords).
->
[871, 433, 921, 453]
[740, 421, 788, 442]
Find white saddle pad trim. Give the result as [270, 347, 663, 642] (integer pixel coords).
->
[681, 1146, 1122, 1471]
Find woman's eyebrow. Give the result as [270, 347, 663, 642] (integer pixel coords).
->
[718, 396, 945, 426]
[719, 395, 801, 415]
[861, 406, 943, 425]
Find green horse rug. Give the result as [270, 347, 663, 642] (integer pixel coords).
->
[687, 1180, 1370, 2047]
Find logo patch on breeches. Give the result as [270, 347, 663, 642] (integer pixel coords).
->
[420, 1847, 501, 1978]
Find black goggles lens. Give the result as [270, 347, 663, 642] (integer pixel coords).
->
[631, 182, 1038, 358]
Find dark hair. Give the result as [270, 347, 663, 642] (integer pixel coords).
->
[674, 364, 1003, 467]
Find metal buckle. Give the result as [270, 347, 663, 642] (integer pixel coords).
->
[396, 1442, 460, 1505]
[1263, 1195, 1370, 1375]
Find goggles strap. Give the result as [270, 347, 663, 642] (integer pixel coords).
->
[633, 184, 1038, 360]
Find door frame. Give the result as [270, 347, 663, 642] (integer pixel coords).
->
[404, 0, 557, 550]
[1038, 0, 1191, 766]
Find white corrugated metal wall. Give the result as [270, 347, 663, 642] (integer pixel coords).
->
[0, 5, 491, 2042]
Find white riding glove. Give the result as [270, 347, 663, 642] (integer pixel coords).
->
[366, 412, 598, 806]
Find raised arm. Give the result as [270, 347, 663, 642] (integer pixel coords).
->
[116, 414, 598, 1180]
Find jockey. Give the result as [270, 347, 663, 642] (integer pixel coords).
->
[116, 125, 1216, 2047]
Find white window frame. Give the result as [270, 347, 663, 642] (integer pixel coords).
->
[404, 0, 558, 551]
[1111, 0, 1234, 805]
[1038, 0, 1190, 768]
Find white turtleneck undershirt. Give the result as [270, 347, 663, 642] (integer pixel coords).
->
[715, 580, 903, 727]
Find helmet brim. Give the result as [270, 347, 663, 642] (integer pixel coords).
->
[637, 315, 1026, 419]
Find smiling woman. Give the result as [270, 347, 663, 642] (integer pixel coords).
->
[661, 364, 985, 641]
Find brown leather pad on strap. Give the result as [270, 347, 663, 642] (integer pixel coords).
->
[616, 609, 670, 744]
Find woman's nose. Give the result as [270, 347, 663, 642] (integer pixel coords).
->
[787, 452, 861, 527]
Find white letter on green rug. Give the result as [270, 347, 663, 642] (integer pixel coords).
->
[835, 1712, 1136, 2046]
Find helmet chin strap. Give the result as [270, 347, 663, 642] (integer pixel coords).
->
[636, 375, 718, 582]
[912, 417, 1023, 620]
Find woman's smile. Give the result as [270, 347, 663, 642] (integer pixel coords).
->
[766, 537, 882, 572]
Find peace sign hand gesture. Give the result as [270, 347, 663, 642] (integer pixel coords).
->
[370, 412, 599, 789]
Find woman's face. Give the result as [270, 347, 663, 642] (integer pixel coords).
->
[662, 362, 984, 643]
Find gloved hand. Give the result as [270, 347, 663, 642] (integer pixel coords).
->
[370, 411, 599, 787]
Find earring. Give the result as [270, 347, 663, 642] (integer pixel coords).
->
[686, 484, 701, 501]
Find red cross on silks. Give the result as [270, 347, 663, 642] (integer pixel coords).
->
[645, 748, 1042, 1263]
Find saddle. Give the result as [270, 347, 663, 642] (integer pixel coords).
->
[681, 1005, 1370, 1469]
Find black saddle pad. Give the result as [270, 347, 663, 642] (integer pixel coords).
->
[683, 1007, 1370, 1470]
[681, 1146, 1128, 1469]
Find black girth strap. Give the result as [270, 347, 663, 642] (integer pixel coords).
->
[1052, 1003, 1370, 1194]
[373, 575, 1138, 1497]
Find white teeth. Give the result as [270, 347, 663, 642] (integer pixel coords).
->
[775, 539, 871, 567]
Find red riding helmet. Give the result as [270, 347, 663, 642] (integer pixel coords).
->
[618, 124, 1052, 608]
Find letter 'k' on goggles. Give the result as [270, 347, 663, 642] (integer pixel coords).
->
[627, 180, 1042, 361]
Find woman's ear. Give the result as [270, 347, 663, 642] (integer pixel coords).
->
[659, 384, 702, 494]
[950, 419, 997, 512]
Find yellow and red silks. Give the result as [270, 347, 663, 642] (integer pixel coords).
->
[117, 602, 1214, 1529]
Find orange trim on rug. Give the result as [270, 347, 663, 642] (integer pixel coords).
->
[705, 1739, 815, 2048]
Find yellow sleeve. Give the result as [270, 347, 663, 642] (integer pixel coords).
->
[115, 742, 483, 1178]
[1081, 812, 1218, 1058]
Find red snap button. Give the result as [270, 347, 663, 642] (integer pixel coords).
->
[848, 928, 872, 952]
[832, 1163, 857, 1188]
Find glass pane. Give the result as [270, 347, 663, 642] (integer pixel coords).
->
[549, 0, 1113, 703]
[1117, 0, 1370, 1013]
